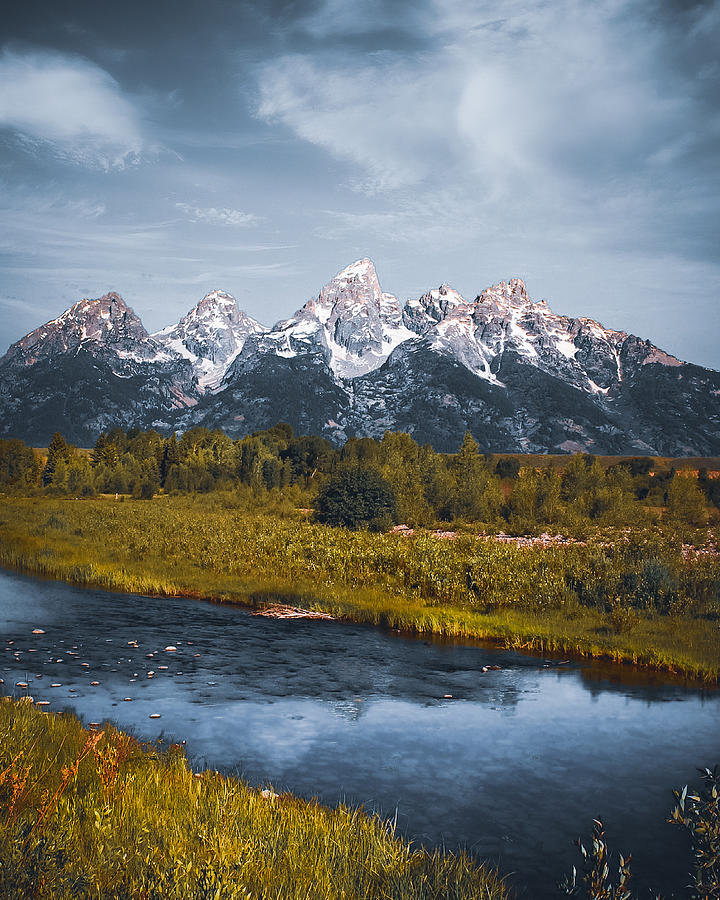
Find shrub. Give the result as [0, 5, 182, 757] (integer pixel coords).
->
[559, 818, 633, 898]
[314, 467, 397, 531]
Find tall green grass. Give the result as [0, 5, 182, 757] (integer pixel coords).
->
[0, 494, 718, 681]
[0, 698, 508, 899]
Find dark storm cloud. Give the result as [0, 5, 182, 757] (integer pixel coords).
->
[0, 0, 718, 368]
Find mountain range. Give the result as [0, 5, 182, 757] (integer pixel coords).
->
[1, 259, 718, 454]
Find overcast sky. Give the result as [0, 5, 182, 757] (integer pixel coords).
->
[1, 0, 718, 367]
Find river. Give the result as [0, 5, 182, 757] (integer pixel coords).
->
[1, 569, 718, 897]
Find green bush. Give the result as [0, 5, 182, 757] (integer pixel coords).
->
[314, 467, 397, 531]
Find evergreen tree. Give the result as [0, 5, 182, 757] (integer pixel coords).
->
[495, 457, 521, 480]
[0, 439, 41, 489]
[160, 434, 181, 486]
[92, 433, 119, 468]
[281, 435, 333, 484]
[537, 470, 564, 523]
[262, 457, 283, 490]
[42, 432, 72, 486]
[447, 432, 502, 521]
[507, 469, 540, 530]
[378, 432, 432, 525]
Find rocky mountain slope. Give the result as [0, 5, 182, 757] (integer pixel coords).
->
[1, 261, 718, 453]
[152, 290, 266, 390]
[0, 293, 199, 446]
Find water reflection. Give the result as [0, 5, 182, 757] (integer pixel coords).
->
[1, 569, 718, 898]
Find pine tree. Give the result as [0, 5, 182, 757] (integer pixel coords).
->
[160, 434, 180, 487]
[667, 475, 707, 526]
[42, 432, 72, 486]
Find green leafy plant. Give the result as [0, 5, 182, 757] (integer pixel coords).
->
[559, 818, 634, 899]
[669, 766, 720, 898]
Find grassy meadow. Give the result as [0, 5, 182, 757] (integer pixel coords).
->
[0, 698, 508, 899]
[0, 493, 718, 681]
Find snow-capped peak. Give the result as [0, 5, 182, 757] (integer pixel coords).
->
[192, 289, 238, 317]
[335, 257, 377, 282]
[0, 292, 163, 369]
[153, 290, 267, 390]
[475, 278, 533, 311]
[53, 292, 139, 336]
[238, 259, 415, 379]
[402, 283, 470, 335]
[312, 259, 414, 377]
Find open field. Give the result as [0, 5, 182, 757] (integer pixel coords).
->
[0, 494, 718, 682]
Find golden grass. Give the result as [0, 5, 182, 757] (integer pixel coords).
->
[0, 698, 508, 899]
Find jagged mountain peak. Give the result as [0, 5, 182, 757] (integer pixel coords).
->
[0, 291, 154, 370]
[310, 257, 383, 318]
[193, 289, 238, 316]
[55, 291, 138, 326]
[168, 289, 257, 332]
[251, 258, 413, 379]
[3, 261, 717, 456]
[298, 259, 380, 316]
[335, 257, 378, 282]
[476, 277, 533, 310]
[153, 289, 267, 391]
[403, 283, 469, 335]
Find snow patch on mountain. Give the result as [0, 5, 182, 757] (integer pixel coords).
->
[221, 263, 692, 395]
[0, 293, 175, 369]
[153, 289, 267, 390]
[3, 257, 712, 455]
[241, 258, 416, 378]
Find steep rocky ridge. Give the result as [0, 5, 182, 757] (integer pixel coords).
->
[236, 259, 414, 379]
[1, 263, 718, 453]
[0, 293, 199, 446]
[152, 290, 266, 390]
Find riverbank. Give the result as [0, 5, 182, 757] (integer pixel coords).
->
[0, 495, 718, 682]
[0, 697, 507, 899]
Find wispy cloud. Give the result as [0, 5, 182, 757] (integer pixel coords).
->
[0, 185, 107, 221]
[256, 53, 448, 190]
[255, 0, 720, 225]
[0, 47, 149, 169]
[175, 202, 260, 227]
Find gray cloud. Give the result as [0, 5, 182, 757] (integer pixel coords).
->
[255, 0, 720, 200]
[0, 47, 149, 168]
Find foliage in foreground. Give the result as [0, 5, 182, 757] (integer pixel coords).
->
[0, 699, 507, 900]
[669, 767, 720, 897]
[0, 494, 718, 680]
[561, 768, 720, 898]
[0, 700, 717, 899]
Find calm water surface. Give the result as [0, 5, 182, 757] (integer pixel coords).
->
[1, 569, 718, 898]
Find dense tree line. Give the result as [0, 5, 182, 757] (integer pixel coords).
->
[0, 425, 715, 530]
